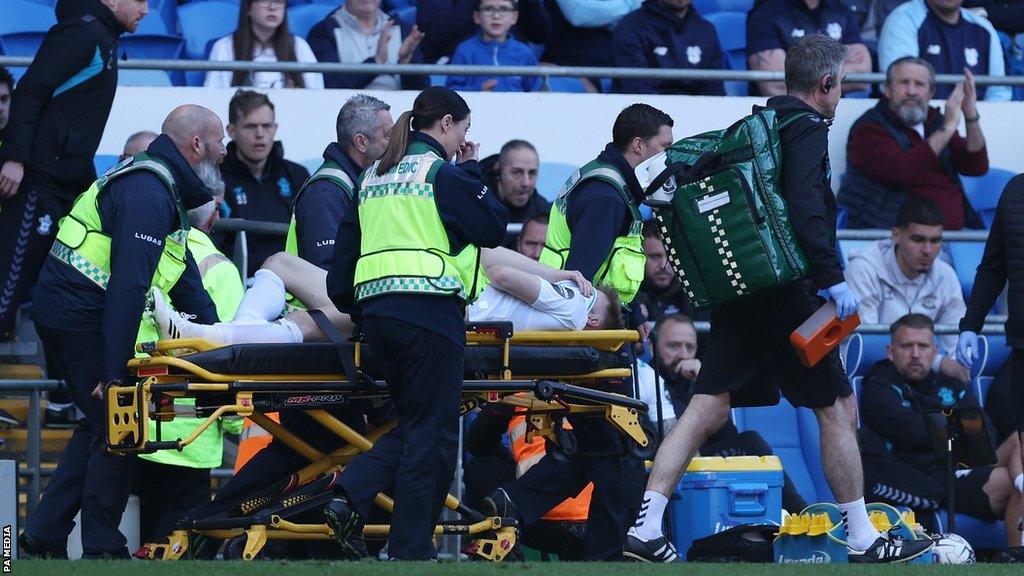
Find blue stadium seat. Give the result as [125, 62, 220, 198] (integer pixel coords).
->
[536, 162, 577, 201]
[704, 12, 748, 97]
[975, 375, 994, 405]
[856, 334, 890, 377]
[733, 399, 834, 504]
[0, 1, 57, 36]
[962, 167, 1016, 228]
[843, 333, 862, 376]
[947, 241, 985, 298]
[0, 32, 47, 82]
[94, 155, 119, 176]
[288, 4, 337, 38]
[384, 0, 415, 9]
[118, 69, 174, 87]
[178, 1, 239, 60]
[931, 511, 1006, 550]
[135, 0, 179, 35]
[120, 34, 186, 60]
[546, 76, 590, 93]
[980, 335, 1010, 377]
[715, 0, 754, 11]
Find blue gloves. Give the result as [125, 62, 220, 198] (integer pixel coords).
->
[826, 282, 859, 321]
[956, 331, 979, 369]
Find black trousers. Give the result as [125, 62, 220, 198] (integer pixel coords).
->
[502, 415, 645, 561]
[27, 325, 135, 558]
[133, 460, 210, 545]
[464, 453, 586, 560]
[0, 186, 72, 339]
[338, 317, 464, 560]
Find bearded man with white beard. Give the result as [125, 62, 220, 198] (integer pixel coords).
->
[20, 105, 227, 559]
[838, 56, 989, 230]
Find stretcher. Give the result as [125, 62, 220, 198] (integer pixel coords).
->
[105, 323, 654, 561]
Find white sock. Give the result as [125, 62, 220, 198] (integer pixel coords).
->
[47, 402, 73, 411]
[213, 318, 303, 344]
[1015, 473, 1023, 495]
[839, 498, 881, 551]
[630, 490, 669, 541]
[233, 269, 286, 322]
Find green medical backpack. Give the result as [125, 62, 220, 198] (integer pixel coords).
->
[645, 108, 811, 310]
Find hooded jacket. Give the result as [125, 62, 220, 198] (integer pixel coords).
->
[0, 0, 124, 197]
[845, 239, 966, 357]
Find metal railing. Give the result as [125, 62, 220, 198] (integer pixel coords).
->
[1, 56, 1023, 86]
[1, 379, 62, 517]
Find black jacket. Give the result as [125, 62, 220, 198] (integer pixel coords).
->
[220, 141, 310, 276]
[765, 96, 845, 290]
[326, 132, 509, 345]
[0, 0, 124, 197]
[293, 143, 362, 270]
[961, 174, 1024, 347]
[858, 360, 978, 480]
[32, 135, 218, 382]
[542, 0, 615, 67]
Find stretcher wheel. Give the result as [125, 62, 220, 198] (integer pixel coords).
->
[535, 381, 555, 401]
[626, 419, 658, 460]
[545, 427, 577, 463]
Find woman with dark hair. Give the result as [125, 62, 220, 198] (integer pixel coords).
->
[323, 86, 509, 560]
[205, 0, 323, 89]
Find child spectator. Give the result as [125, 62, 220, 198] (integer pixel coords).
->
[206, 0, 324, 89]
[446, 0, 544, 92]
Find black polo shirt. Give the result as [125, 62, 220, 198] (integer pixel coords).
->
[747, 0, 863, 55]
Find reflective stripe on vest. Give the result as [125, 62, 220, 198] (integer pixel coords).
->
[353, 143, 482, 302]
[285, 161, 355, 256]
[51, 153, 190, 293]
[539, 159, 645, 303]
[508, 413, 592, 522]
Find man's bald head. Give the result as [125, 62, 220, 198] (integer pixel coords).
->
[163, 105, 222, 148]
[121, 130, 158, 161]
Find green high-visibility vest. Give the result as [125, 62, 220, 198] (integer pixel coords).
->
[138, 228, 244, 468]
[353, 140, 484, 303]
[284, 160, 356, 257]
[50, 152, 190, 294]
[539, 159, 646, 303]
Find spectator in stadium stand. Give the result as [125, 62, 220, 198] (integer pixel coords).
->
[0, 67, 11, 132]
[611, 0, 726, 96]
[290, 94, 395, 270]
[19, 105, 224, 560]
[859, 314, 1022, 546]
[306, 0, 429, 90]
[417, 0, 552, 63]
[516, 212, 549, 260]
[220, 90, 310, 277]
[483, 140, 549, 247]
[844, 197, 970, 382]
[446, 0, 545, 92]
[650, 314, 809, 512]
[878, 0, 1011, 101]
[0, 0, 146, 343]
[205, 0, 324, 89]
[963, 0, 1024, 35]
[746, 0, 873, 96]
[839, 57, 987, 230]
[635, 221, 698, 323]
[542, 0, 641, 70]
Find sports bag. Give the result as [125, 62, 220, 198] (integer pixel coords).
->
[644, 108, 811, 309]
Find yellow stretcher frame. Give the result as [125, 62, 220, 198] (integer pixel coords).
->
[111, 329, 647, 561]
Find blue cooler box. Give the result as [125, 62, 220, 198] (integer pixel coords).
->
[669, 456, 783, 560]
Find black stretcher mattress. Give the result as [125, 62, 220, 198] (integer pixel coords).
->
[168, 343, 627, 378]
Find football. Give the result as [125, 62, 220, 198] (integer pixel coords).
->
[931, 533, 976, 564]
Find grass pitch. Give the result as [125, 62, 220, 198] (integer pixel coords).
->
[10, 561, 1024, 576]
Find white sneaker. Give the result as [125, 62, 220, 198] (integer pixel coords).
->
[151, 288, 201, 341]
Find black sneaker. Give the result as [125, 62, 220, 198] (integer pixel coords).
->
[848, 531, 934, 563]
[482, 487, 519, 519]
[622, 531, 680, 563]
[18, 532, 68, 560]
[44, 405, 79, 428]
[323, 496, 368, 560]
